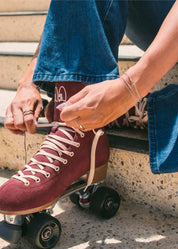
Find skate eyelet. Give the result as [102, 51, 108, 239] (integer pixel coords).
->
[55, 166, 60, 171]
[35, 178, 41, 183]
[80, 133, 85, 138]
[45, 173, 50, 178]
[76, 143, 80, 148]
[24, 181, 30, 186]
[70, 152, 74, 157]
[63, 159, 68, 164]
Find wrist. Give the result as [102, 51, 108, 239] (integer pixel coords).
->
[126, 62, 154, 98]
[18, 80, 40, 92]
[120, 72, 141, 103]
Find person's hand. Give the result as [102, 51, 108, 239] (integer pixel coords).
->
[5, 82, 43, 135]
[60, 78, 137, 131]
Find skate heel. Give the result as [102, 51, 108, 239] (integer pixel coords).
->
[90, 164, 107, 184]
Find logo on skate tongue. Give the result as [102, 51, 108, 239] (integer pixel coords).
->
[55, 85, 67, 103]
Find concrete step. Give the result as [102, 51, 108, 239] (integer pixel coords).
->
[0, 0, 50, 12]
[0, 11, 47, 42]
[121, 35, 132, 45]
[0, 176, 177, 249]
[0, 42, 177, 91]
[0, 9, 131, 44]
[0, 89, 177, 217]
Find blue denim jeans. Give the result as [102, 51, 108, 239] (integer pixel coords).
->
[148, 85, 178, 174]
[33, 0, 128, 89]
[33, 0, 177, 174]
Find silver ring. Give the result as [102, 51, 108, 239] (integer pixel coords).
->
[79, 125, 85, 131]
[23, 110, 33, 116]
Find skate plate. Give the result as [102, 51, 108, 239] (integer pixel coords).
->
[0, 178, 120, 249]
[0, 178, 96, 245]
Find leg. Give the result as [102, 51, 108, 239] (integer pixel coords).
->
[0, 82, 110, 214]
[148, 84, 178, 174]
[0, 1, 129, 214]
[33, 0, 128, 87]
[126, 0, 176, 51]
[126, 1, 178, 174]
[109, 0, 176, 129]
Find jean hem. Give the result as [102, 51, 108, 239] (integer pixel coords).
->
[148, 94, 160, 174]
[33, 73, 119, 85]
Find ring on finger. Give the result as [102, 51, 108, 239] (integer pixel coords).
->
[74, 119, 85, 131]
[23, 110, 33, 116]
[79, 124, 85, 131]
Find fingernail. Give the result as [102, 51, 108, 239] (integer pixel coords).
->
[18, 133, 24, 136]
[56, 103, 66, 109]
[35, 120, 38, 126]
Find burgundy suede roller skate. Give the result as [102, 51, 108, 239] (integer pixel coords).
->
[0, 82, 120, 249]
[108, 94, 149, 130]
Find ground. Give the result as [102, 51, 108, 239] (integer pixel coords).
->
[0, 194, 177, 249]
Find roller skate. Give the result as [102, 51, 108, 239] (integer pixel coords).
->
[108, 94, 149, 130]
[0, 82, 120, 249]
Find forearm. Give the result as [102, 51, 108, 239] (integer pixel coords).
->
[18, 38, 41, 86]
[126, 0, 178, 98]
[6, 38, 43, 134]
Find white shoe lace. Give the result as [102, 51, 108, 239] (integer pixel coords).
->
[124, 97, 148, 129]
[13, 122, 104, 190]
[109, 97, 148, 129]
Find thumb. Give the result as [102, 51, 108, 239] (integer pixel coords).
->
[60, 100, 83, 122]
[66, 87, 88, 105]
[59, 88, 88, 121]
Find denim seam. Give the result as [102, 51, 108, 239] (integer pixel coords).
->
[33, 73, 119, 84]
[103, 0, 114, 25]
[148, 95, 160, 174]
[33, 72, 118, 77]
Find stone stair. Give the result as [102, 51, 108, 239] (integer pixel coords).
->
[0, 0, 50, 12]
[0, 0, 50, 42]
[0, 1, 177, 218]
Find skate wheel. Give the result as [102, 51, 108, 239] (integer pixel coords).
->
[69, 186, 93, 208]
[23, 213, 61, 249]
[69, 193, 80, 205]
[90, 186, 120, 219]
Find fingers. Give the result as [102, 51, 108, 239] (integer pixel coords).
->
[60, 100, 85, 122]
[4, 88, 43, 134]
[60, 88, 88, 121]
[11, 106, 25, 131]
[4, 106, 14, 130]
[23, 112, 36, 134]
[65, 118, 88, 131]
[65, 115, 103, 132]
[5, 106, 25, 135]
[34, 100, 43, 121]
[67, 87, 88, 105]
[5, 107, 37, 134]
